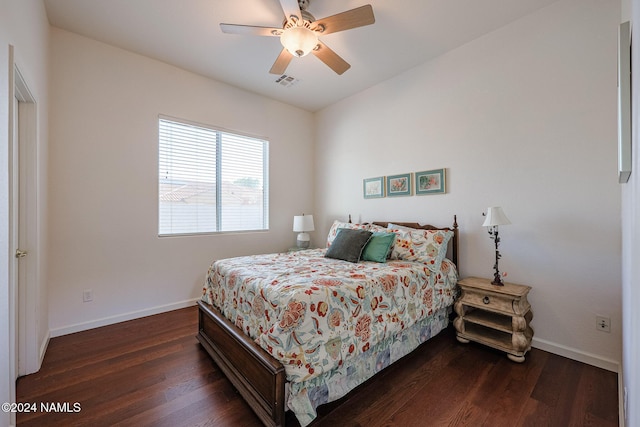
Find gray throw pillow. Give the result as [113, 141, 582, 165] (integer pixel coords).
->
[325, 228, 373, 263]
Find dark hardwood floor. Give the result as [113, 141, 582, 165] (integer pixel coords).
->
[16, 306, 618, 427]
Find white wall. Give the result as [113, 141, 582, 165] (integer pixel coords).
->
[0, 9, 10, 425]
[0, 0, 49, 425]
[47, 28, 315, 335]
[622, 0, 638, 424]
[315, 0, 622, 369]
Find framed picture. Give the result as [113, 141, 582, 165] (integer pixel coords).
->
[363, 176, 385, 199]
[386, 173, 412, 197]
[415, 168, 446, 195]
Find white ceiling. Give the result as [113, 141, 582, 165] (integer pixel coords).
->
[43, 0, 559, 112]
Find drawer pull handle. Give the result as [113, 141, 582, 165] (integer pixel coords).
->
[483, 296, 490, 304]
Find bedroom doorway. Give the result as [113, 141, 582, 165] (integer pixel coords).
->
[10, 63, 38, 380]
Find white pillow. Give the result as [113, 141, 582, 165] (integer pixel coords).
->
[386, 222, 417, 232]
[326, 220, 369, 247]
[386, 225, 453, 272]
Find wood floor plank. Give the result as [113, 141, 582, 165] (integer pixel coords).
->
[388, 346, 496, 426]
[313, 331, 470, 426]
[16, 306, 618, 427]
[517, 398, 556, 427]
[568, 362, 619, 427]
[446, 401, 491, 427]
[477, 350, 548, 426]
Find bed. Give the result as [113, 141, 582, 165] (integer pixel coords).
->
[197, 217, 459, 426]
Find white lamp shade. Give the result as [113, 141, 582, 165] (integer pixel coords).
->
[293, 215, 315, 232]
[482, 207, 511, 227]
[280, 26, 318, 57]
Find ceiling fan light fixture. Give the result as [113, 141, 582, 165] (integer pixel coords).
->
[280, 25, 318, 57]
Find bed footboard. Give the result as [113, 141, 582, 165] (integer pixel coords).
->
[197, 300, 286, 427]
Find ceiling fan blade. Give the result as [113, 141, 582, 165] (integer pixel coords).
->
[220, 23, 281, 37]
[270, 48, 294, 74]
[311, 41, 350, 75]
[313, 5, 375, 35]
[278, 0, 302, 22]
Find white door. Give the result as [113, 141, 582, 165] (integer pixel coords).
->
[10, 94, 18, 377]
[11, 94, 27, 378]
[8, 93, 20, 427]
[12, 66, 37, 378]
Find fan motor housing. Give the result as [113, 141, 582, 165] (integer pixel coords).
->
[298, 0, 310, 11]
[283, 10, 315, 29]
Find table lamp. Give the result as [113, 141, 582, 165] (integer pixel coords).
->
[482, 207, 511, 286]
[293, 214, 314, 249]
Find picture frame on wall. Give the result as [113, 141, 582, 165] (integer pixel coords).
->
[415, 169, 446, 195]
[386, 173, 412, 197]
[363, 176, 385, 199]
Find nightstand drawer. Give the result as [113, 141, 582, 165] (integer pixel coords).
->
[462, 290, 513, 314]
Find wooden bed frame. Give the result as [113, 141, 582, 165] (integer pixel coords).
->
[196, 216, 459, 427]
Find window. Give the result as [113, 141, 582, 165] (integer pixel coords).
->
[158, 117, 269, 236]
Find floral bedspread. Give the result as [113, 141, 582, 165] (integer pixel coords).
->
[202, 248, 458, 384]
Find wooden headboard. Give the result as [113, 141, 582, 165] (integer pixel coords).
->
[370, 215, 459, 271]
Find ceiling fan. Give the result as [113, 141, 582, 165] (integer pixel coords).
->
[220, 0, 375, 75]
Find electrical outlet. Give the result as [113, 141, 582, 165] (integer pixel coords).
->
[596, 316, 610, 332]
[83, 289, 93, 303]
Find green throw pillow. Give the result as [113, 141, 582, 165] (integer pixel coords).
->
[361, 232, 396, 263]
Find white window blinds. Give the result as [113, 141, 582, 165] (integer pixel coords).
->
[159, 117, 269, 236]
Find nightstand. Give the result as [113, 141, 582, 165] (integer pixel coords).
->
[453, 277, 533, 362]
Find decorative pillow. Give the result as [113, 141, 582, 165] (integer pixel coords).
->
[361, 232, 396, 263]
[387, 227, 453, 272]
[325, 228, 373, 263]
[387, 222, 417, 231]
[326, 220, 369, 247]
[367, 223, 388, 233]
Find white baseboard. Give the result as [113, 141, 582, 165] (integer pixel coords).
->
[49, 298, 200, 338]
[38, 330, 50, 369]
[532, 336, 620, 373]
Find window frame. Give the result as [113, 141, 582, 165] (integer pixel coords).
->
[158, 115, 269, 237]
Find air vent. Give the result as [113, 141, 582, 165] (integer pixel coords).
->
[274, 74, 301, 88]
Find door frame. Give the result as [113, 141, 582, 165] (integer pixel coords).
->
[10, 56, 40, 380]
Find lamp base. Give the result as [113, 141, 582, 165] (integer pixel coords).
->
[491, 272, 504, 286]
[296, 232, 310, 249]
[488, 227, 504, 286]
